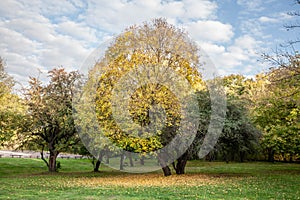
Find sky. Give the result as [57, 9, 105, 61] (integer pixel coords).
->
[0, 0, 299, 88]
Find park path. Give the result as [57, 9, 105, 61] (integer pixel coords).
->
[0, 150, 85, 159]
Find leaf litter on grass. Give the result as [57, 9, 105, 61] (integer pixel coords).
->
[72, 173, 227, 188]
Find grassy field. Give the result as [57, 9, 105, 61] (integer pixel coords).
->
[0, 158, 299, 199]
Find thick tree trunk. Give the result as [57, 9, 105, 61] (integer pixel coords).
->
[158, 152, 171, 176]
[175, 153, 188, 175]
[48, 150, 59, 172]
[162, 166, 171, 176]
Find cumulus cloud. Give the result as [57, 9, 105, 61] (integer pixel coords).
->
[0, 0, 281, 88]
[82, 0, 217, 33]
[56, 20, 98, 43]
[0, 0, 220, 88]
[186, 20, 234, 43]
[200, 35, 263, 75]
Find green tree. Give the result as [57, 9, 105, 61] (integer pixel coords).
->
[0, 57, 26, 148]
[259, 0, 300, 160]
[222, 75, 261, 162]
[23, 68, 82, 172]
[254, 55, 300, 161]
[192, 75, 261, 163]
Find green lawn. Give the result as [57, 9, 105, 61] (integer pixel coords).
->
[0, 158, 299, 199]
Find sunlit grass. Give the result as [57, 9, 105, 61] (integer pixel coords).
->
[0, 158, 299, 199]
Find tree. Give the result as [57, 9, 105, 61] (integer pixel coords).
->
[81, 18, 205, 176]
[253, 56, 300, 162]
[259, 0, 300, 161]
[218, 100, 260, 162]
[73, 65, 118, 172]
[23, 68, 82, 172]
[0, 57, 26, 148]
[222, 75, 261, 162]
[0, 57, 14, 94]
[188, 75, 261, 163]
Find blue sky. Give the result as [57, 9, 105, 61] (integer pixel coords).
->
[0, 0, 299, 88]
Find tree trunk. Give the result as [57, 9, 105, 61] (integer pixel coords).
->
[140, 156, 145, 165]
[127, 152, 134, 167]
[224, 151, 229, 163]
[120, 152, 125, 170]
[48, 150, 59, 172]
[175, 153, 188, 175]
[105, 155, 110, 164]
[240, 151, 245, 162]
[158, 152, 171, 176]
[94, 150, 105, 172]
[267, 148, 275, 162]
[94, 160, 101, 172]
[162, 166, 171, 176]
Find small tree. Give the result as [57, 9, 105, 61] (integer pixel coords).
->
[24, 68, 82, 172]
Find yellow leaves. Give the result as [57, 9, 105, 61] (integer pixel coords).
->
[286, 108, 300, 123]
[92, 19, 205, 155]
[75, 174, 218, 188]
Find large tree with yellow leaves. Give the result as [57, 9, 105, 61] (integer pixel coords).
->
[80, 19, 205, 176]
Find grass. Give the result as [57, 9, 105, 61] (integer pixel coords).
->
[0, 158, 299, 199]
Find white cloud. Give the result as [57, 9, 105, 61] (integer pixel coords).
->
[187, 20, 234, 43]
[0, 0, 275, 88]
[3, 17, 56, 43]
[181, 0, 217, 20]
[82, 0, 217, 33]
[240, 19, 266, 38]
[237, 0, 264, 12]
[279, 12, 294, 20]
[0, 1, 23, 19]
[258, 12, 294, 24]
[56, 20, 98, 43]
[259, 16, 279, 23]
[0, 26, 41, 57]
[17, 0, 79, 20]
[199, 35, 263, 75]
[0, 2, 94, 88]
[0, 0, 219, 88]
[200, 42, 226, 55]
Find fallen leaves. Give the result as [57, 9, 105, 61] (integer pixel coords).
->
[74, 173, 221, 188]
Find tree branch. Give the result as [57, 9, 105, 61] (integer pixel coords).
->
[40, 145, 49, 167]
